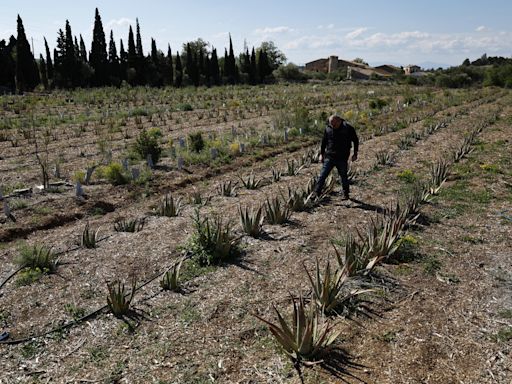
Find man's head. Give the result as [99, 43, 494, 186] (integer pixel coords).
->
[328, 114, 343, 129]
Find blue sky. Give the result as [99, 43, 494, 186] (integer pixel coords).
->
[2, 0, 511, 68]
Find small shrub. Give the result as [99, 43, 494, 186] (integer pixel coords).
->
[305, 257, 370, 315]
[238, 172, 262, 190]
[271, 167, 282, 183]
[264, 196, 291, 224]
[253, 296, 340, 364]
[81, 221, 100, 249]
[190, 209, 239, 266]
[106, 280, 136, 318]
[397, 169, 417, 183]
[72, 170, 86, 184]
[15, 244, 58, 273]
[375, 150, 393, 166]
[217, 180, 237, 197]
[156, 193, 183, 217]
[188, 132, 205, 153]
[160, 260, 182, 291]
[239, 205, 264, 238]
[114, 217, 145, 233]
[101, 162, 129, 185]
[133, 128, 162, 164]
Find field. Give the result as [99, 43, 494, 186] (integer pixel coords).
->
[1, 83, 511, 383]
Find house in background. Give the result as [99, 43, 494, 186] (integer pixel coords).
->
[305, 55, 403, 80]
[404, 65, 421, 75]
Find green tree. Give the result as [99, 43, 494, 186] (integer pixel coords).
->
[127, 25, 137, 85]
[175, 51, 183, 87]
[167, 45, 174, 86]
[0, 38, 16, 92]
[108, 30, 120, 85]
[15, 15, 40, 92]
[39, 54, 49, 89]
[210, 48, 220, 85]
[79, 35, 87, 62]
[90, 8, 108, 85]
[119, 39, 127, 82]
[44, 37, 53, 79]
[258, 41, 286, 70]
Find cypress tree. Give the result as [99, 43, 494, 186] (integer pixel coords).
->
[223, 48, 229, 81]
[135, 18, 143, 58]
[127, 26, 137, 84]
[15, 15, 40, 92]
[79, 34, 87, 62]
[167, 45, 173, 86]
[74, 36, 80, 61]
[90, 8, 108, 86]
[210, 47, 220, 86]
[108, 30, 120, 85]
[258, 49, 271, 83]
[0, 38, 16, 92]
[39, 54, 49, 90]
[175, 52, 182, 87]
[149, 38, 163, 87]
[44, 37, 53, 79]
[119, 39, 127, 82]
[204, 54, 211, 87]
[228, 34, 237, 83]
[250, 47, 257, 84]
[64, 20, 78, 87]
[135, 18, 145, 84]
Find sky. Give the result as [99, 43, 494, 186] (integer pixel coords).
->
[1, 0, 512, 68]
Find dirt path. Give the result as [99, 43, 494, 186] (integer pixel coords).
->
[0, 90, 510, 383]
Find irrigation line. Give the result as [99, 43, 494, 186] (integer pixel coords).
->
[0, 235, 113, 294]
[0, 250, 194, 345]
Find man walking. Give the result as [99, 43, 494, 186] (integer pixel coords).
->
[315, 114, 359, 200]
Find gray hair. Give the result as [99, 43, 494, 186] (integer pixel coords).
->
[328, 114, 342, 124]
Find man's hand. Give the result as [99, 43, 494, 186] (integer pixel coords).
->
[351, 152, 358, 162]
[319, 154, 324, 163]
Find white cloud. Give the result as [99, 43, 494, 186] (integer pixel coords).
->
[475, 25, 488, 32]
[254, 26, 295, 35]
[106, 18, 135, 30]
[326, 24, 335, 30]
[345, 27, 368, 40]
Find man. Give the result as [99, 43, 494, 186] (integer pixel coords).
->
[315, 114, 359, 200]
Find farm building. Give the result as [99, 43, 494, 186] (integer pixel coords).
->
[305, 55, 403, 80]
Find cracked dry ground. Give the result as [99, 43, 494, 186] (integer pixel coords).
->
[1, 90, 511, 383]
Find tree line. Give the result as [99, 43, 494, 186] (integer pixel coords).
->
[0, 8, 287, 93]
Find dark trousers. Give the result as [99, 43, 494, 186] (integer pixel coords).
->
[315, 157, 349, 194]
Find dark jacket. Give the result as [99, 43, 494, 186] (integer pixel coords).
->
[320, 120, 359, 160]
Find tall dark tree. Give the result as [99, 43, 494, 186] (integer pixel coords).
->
[119, 39, 127, 82]
[108, 30, 120, 85]
[149, 38, 163, 86]
[185, 43, 198, 86]
[15, 15, 40, 92]
[127, 26, 137, 84]
[204, 54, 211, 87]
[79, 34, 87, 62]
[44, 37, 54, 79]
[0, 38, 16, 92]
[90, 8, 108, 85]
[135, 18, 145, 84]
[223, 48, 228, 80]
[167, 45, 173, 86]
[226, 34, 238, 84]
[175, 51, 182, 87]
[210, 47, 220, 86]
[257, 49, 271, 82]
[64, 20, 78, 86]
[39, 54, 49, 90]
[250, 47, 257, 84]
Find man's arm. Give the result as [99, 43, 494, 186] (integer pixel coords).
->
[319, 128, 327, 162]
[350, 125, 359, 161]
